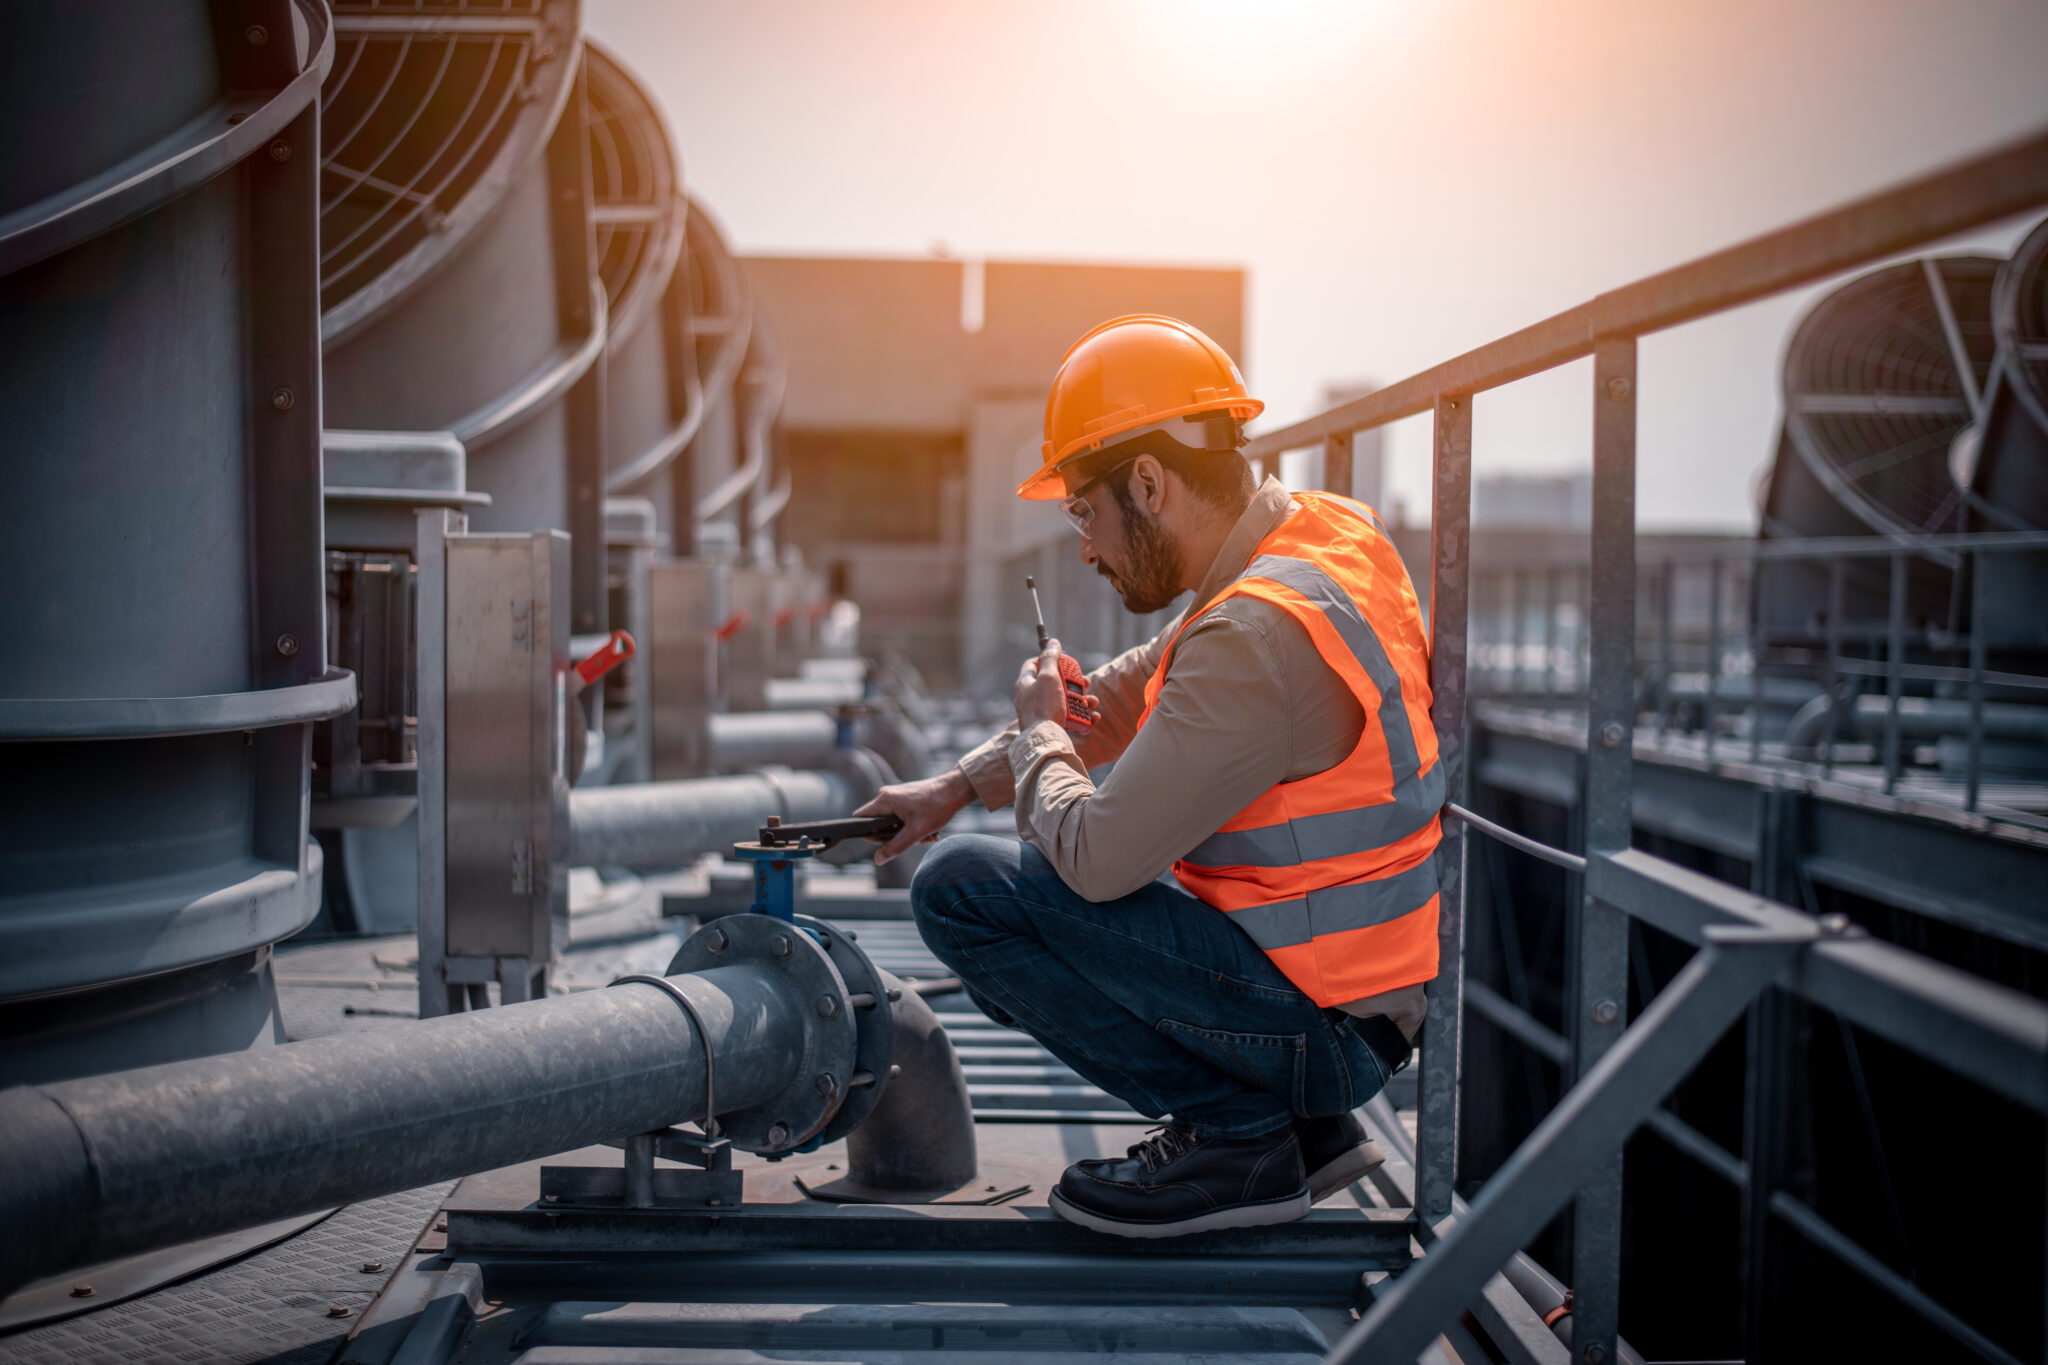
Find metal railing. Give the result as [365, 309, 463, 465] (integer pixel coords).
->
[1245, 124, 2048, 1365]
[1470, 530, 2048, 829]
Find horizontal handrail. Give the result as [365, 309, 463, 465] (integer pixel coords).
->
[1445, 803, 1587, 873]
[1249, 125, 2048, 458]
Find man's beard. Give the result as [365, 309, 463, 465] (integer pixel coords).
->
[1098, 503, 1183, 614]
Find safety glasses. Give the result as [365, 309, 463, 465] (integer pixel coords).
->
[1057, 456, 1138, 536]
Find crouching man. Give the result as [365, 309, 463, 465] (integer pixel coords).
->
[857, 315, 1444, 1238]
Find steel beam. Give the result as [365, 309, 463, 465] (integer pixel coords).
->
[1329, 931, 1801, 1365]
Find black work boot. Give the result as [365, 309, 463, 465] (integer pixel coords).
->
[1048, 1125, 1309, 1238]
[1295, 1110, 1386, 1202]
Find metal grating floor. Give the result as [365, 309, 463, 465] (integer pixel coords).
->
[0, 1183, 452, 1365]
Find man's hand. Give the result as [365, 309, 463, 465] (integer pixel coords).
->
[854, 768, 975, 864]
[1015, 638, 1099, 734]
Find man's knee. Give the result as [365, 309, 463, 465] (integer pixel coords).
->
[909, 834, 1020, 932]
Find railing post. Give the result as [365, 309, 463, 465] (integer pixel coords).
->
[1574, 336, 1639, 1365]
[1739, 989, 1794, 1364]
[1324, 429, 1353, 499]
[1418, 392, 1473, 1225]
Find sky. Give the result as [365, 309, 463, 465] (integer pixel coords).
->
[588, 0, 2048, 529]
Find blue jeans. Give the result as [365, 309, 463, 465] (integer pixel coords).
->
[910, 834, 1397, 1140]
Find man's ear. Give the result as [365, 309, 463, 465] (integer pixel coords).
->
[1131, 454, 1168, 515]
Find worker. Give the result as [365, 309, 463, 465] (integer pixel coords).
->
[855, 315, 1443, 1238]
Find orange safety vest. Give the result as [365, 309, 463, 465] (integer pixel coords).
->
[1138, 494, 1444, 1008]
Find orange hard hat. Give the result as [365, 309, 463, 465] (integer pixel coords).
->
[1018, 314, 1263, 500]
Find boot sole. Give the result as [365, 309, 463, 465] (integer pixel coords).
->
[1047, 1187, 1311, 1239]
[1307, 1139, 1386, 1203]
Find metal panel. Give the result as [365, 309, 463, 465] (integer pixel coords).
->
[649, 558, 727, 778]
[442, 532, 571, 978]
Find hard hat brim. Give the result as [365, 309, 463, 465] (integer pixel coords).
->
[1015, 397, 1265, 501]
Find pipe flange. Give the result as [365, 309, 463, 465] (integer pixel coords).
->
[667, 914, 857, 1155]
[798, 915, 896, 1145]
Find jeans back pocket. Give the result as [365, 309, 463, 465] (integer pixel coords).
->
[1157, 1018, 1309, 1113]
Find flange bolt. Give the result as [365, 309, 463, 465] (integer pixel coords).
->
[771, 934, 793, 959]
[705, 927, 728, 954]
[1591, 998, 1619, 1025]
[816, 994, 841, 1020]
[245, 24, 268, 45]
[269, 138, 292, 163]
[766, 1123, 790, 1148]
[275, 634, 300, 657]
[814, 1073, 837, 1097]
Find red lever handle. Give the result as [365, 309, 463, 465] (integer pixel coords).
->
[715, 610, 751, 642]
[572, 629, 636, 692]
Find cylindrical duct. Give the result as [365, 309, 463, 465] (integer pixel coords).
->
[567, 769, 860, 868]
[1754, 255, 2002, 651]
[0, 961, 807, 1296]
[0, 0, 350, 1085]
[318, 0, 611, 637]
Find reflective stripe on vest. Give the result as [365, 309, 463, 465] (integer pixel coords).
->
[1140, 493, 1443, 1007]
[1182, 554, 1445, 868]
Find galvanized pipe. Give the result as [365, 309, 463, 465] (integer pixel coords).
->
[567, 769, 858, 868]
[0, 964, 804, 1296]
[709, 711, 841, 772]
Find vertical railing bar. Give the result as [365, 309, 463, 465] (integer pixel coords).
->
[1572, 337, 1639, 1365]
[1417, 392, 1473, 1226]
[1705, 558, 1722, 761]
[1656, 561, 1674, 740]
[1546, 565, 1561, 713]
[1968, 547, 1986, 813]
[1749, 549, 1765, 763]
[1823, 555, 1844, 778]
[1512, 565, 1527, 699]
[1885, 552, 1906, 795]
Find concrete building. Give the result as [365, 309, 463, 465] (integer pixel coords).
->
[744, 256, 1245, 691]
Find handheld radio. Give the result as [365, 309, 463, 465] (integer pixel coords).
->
[1026, 576, 1094, 737]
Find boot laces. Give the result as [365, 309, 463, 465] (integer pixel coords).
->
[1130, 1126, 1198, 1173]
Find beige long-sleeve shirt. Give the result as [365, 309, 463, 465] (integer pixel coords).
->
[955, 477, 1429, 1038]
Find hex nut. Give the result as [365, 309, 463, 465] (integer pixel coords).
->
[1605, 376, 1631, 402]
[816, 993, 840, 1020]
[1592, 998, 1619, 1025]
[245, 24, 268, 45]
[271, 385, 295, 412]
[766, 1122, 790, 1147]
[269, 138, 292, 163]
[1819, 912, 1852, 936]
[359, 1261, 383, 1274]
[275, 634, 300, 657]
[327, 1305, 352, 1319]
[69, 1286, 93, 1299]
[1584, 1346, 1608, 1365]
[1600, 721, 1627, 748]
[814, 1072, 837, 1097]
